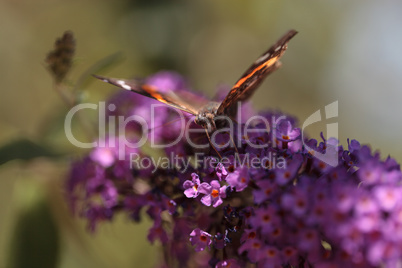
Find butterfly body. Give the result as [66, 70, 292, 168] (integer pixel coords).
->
[94, 30, 297, 131]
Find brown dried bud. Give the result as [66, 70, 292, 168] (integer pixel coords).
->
[45, 31, 76, 83]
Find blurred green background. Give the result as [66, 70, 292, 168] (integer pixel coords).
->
[1, 0, 401, 267]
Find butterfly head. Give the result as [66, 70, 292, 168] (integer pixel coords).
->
[195, 112, 216, 131]
[194, 102, 221, 131]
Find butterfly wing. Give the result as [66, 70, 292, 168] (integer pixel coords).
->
[93, 74, 210, 115]
[217, 30, 298, 116]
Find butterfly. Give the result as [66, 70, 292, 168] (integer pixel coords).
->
[94, 30, 297, 132]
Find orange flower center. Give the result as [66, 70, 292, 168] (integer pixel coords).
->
[211, 189, 219, 198]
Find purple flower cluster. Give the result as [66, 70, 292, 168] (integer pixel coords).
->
[67, 71, 402, 267]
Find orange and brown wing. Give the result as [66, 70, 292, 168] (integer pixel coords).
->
[93, 74, 210, 115]
[217, 30, 298, 116]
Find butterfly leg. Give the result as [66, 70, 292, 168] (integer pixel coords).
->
[204, 128, 222, 160]
[229, 132, 240, 156]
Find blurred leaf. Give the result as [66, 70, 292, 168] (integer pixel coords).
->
[0, 139, 60, 166]
[7, 183, 60, 268]
[73, 52, 123, 94]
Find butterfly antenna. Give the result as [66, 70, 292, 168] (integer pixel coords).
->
[204, 128, 222, 160]
[147, 117, 184, 133]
